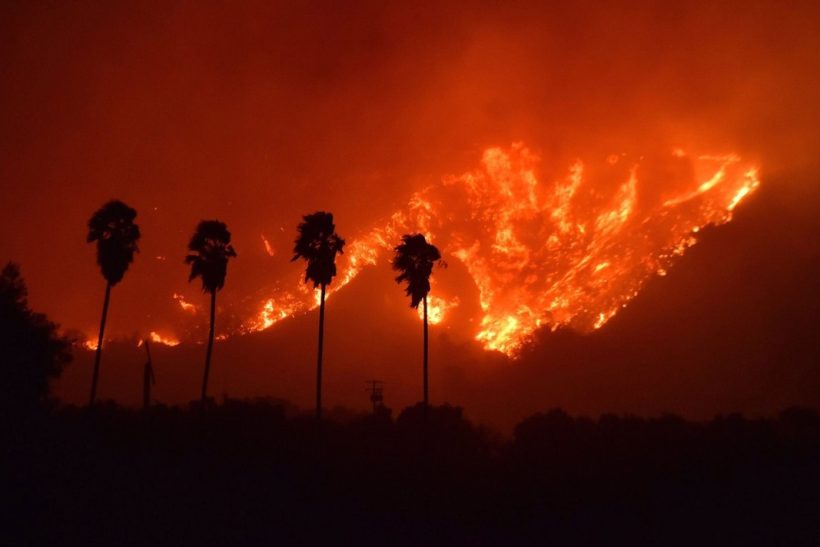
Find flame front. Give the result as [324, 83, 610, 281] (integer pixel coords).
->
[418, 292, 460, 326]
[240, 143, 759, 356]
[147, 331, 180, 347]
[84, 330, 181, 350]
[173, 293, 197, 313]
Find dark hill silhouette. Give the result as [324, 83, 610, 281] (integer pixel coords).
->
[55, 258, 440, 411]
[457, 176, 820, 429]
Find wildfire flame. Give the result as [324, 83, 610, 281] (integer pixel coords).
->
[145, 331, 181, 347]
[84, 331, 181, 351]
[173, 293, 197, 313]
[419, 294, 461, 325]
[261, 233, 275, 257]
[237, 143, 759, 356]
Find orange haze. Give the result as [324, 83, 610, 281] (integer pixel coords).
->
[1, 1, 819, 429]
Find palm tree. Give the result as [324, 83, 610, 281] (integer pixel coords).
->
[292, 212, 345, 419]
[185, 220, 237, 403]
[392, 234, 441, 409]
[86, 200, 140, 406]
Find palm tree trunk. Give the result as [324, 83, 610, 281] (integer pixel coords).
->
[316, 283, 326, 420]
[423, 295, 429, 411]
[201, 290, 216, 403]
[89, 282, 111, 406]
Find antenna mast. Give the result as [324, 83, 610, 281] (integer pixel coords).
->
[365, 380, 384, 413]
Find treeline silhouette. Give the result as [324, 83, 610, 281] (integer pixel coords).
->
[8, 400, 820, 545]
[0, 262, 71, 413]
[84, 200, 442, 418]
[4, 202, 819, 544]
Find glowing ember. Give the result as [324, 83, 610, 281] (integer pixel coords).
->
[173, 293, 197, 313]
[241, 143, 759, 356]
[261, 233, 275, 257]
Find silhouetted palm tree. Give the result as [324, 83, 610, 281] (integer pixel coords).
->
[292, 212, 345, 419]
[185, 220, 237, 403]
[86, 200, 140, 406]
[392, 234, 441, 409]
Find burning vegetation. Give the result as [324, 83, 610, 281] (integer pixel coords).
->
[235, 143, 759, 355]
[83, 144, 759, 355]
[82, 144, 758, 354]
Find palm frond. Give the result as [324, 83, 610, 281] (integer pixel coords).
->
[86, 200, 141, 285]
[292, 212, 345, 287]
[392, 234, 441, 308]
[185, 220, 237, 293]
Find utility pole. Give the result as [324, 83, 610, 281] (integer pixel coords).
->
[365, 380, 384, 414]
[142, 338, 156, 409]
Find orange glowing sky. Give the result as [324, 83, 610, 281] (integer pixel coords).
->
[1, 1, 818, 424]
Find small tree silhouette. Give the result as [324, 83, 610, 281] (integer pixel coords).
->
[86, 200, 140, 406]
[0, 262, 72, 411]
[292, 212, 345, 419]
[185, 220, 237, 403]
[392, 234, 441, 409]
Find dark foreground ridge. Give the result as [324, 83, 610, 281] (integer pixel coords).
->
[8, 400, 820, 546]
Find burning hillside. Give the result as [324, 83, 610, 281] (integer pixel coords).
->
[233, 143, 759, 355]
